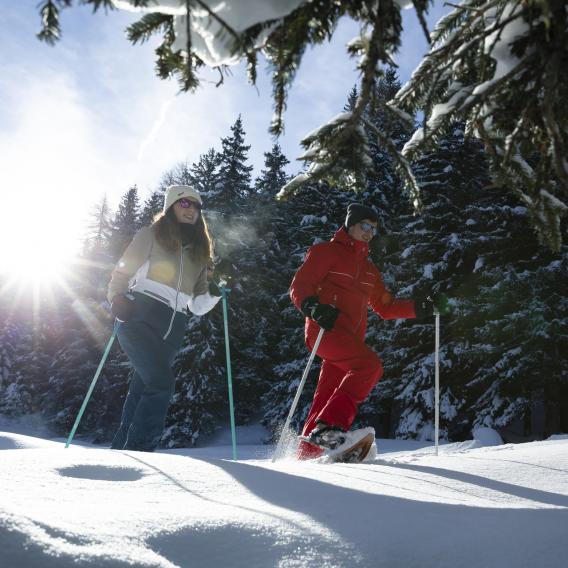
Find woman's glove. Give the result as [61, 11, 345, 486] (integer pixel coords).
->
[301, 296, 340, 331]
[111, 293, 136, 322]
[208, 259, 236, 296]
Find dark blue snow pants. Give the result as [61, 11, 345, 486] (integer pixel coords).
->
[111, 292, 187, 452]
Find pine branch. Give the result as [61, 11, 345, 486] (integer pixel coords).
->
[37, 0, 72, 45]
[127, 13, 172, 44]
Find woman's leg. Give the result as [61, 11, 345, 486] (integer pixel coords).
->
[115, 321, 178, 452]
[111, 371, 144, 450]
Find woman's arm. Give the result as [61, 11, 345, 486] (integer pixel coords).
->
[107, 227, 154, 303]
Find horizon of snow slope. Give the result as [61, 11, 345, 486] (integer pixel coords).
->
[0, 427, 567, 567]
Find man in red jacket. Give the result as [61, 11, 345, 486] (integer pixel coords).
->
[290, 204, 435, 460]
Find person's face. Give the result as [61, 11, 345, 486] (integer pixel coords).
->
[173, 198, 200, 224]
[347, 219, 378, 243]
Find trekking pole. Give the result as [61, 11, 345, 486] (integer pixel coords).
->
[65, 321, 121, 448]
[434, 309, 440, 456]
[272, 326, 325, 462]
[221, 283, 237, 461]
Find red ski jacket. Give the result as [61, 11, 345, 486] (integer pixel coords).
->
[290, 227, 416, 340]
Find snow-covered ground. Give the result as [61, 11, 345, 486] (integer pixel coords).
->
[1, 422, 567, 567]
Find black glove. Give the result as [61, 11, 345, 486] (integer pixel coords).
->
[301, 296, 340, 331]
[414, 293, 450, 319]
[111, 293, 136, 322]
[208, 259, 235, 296]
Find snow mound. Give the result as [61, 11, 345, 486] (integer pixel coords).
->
[472, 426, 504, 447]
[1, 433, 567, 567]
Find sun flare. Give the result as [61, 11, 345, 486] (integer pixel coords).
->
[0, 220, 79, 292]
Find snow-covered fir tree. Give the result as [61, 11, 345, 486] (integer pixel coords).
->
[139, 190, 164, 228]
[255, 144, 290, 200]
[189, 148, 222, 201]
[84, 194, 111, 257]
[38, 1, 568, 249]
[360, 124, 568, 441]
[216, 116, 254, 207]
[162, 308, 228, 447]
[109, 185, 141, 259]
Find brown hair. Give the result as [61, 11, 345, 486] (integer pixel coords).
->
[152, 207, 213, 262]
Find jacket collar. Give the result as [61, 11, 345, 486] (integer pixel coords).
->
[331, 226, 369, 257]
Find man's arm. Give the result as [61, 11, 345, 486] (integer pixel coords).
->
[368, 267, 416, 320]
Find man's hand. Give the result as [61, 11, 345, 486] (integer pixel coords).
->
[301, 296, 340, 331]
[414, 293, 451, 319]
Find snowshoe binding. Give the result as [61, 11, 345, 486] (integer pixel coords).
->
[301, 423, 347, 450]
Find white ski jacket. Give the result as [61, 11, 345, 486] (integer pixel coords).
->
[107, 226, 219, 318]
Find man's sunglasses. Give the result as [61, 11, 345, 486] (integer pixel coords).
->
[360, 221, 378, 236]
[178, 198, 201, 209]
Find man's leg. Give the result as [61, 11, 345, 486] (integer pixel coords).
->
[297, 361, 344, 460]
[308, 326, 383, 432]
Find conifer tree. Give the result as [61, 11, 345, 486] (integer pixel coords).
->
[84, 194, 111, 256]
[110, 185, 141, 259]
[163, 309, 228, 447]
[217, 116, 254, 207]
[37, 1, 568, 249]
[189, 148, 222, 200]
[139, 190, 164, 227]
[255, 144, 289, 200]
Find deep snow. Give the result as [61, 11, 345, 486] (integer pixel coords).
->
[0, 422, 567, 567]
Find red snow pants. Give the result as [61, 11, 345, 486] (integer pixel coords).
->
[297, 325, 383, 460]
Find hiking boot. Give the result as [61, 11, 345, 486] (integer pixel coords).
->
[307, 423, 346, 450]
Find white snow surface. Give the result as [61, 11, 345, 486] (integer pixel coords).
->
[1, 427, 567, 567]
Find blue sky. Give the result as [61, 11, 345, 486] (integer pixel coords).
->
[0, 2, 449, 259]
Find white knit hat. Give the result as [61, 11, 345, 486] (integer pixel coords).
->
[163, 185, 203, 213]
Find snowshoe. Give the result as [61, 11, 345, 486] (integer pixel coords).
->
[329, 431, 375, 464]
[300, 423, 346, 450]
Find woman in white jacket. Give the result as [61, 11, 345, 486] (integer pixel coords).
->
[107, 185, 227, 452]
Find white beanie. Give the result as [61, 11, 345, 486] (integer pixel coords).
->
[163, 185, 203, 213]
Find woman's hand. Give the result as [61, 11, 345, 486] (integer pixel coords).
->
[111, 293, 136, 322]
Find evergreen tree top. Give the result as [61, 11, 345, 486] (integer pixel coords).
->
[36, 0, 568, 250]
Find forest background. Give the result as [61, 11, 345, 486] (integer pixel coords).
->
[1, 68, 566, 448]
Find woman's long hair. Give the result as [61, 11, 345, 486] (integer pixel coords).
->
[152, 206, 213, 262]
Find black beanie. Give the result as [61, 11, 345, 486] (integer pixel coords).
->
[345, 204, 378, 228]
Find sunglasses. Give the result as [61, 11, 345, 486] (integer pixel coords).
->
[360, 221, 378, 236]
[177, 198, 201, 209]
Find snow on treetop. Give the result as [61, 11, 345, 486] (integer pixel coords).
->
[114, 0, 306, 66]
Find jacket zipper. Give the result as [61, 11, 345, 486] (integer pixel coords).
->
[162, 247, 184, 340]
[354, 255, 365, 332]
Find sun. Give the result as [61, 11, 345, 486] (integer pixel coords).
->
[0, 219, 79, 294]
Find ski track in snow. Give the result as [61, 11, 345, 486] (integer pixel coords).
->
[0, 431, 567, 567]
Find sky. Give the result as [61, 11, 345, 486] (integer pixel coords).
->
[1, 422, 567, 567]
[0, 2, 449, 265]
